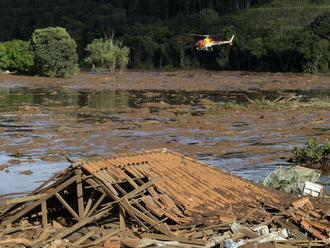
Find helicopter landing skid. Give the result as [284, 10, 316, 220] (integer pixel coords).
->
[197, 47, 213, 51]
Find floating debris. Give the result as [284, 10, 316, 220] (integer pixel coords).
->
[262, 166, 323, 195]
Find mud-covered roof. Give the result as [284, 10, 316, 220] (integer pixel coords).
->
[78, 148, 281, 215]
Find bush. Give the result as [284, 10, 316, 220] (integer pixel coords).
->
[0, 40, 33, 73]
[291, 139, 330, 170]
[30, 27, 78, 77]
[84, 36, 129, 73]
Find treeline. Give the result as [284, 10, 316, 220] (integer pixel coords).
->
[0, 0, 329, 73]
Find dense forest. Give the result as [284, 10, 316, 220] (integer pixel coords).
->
[0, 0, 329, 72]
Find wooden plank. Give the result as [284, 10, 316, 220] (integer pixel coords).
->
[114, 183, 128, 195]
[0, 225, 42, 235]
[132, 200, 159, 222]
[143, 198, 164, 217]
[53, 208, 110, 240]
[121, 177, 159, 201]
[76, 170, 84, 219]
[119, 206, 126, 231]
[125, 166, 145, 185]
[120, 198, 171, 235]
[30, 169, 70, 195]
[95, 171, 119, 196]
[79, 229, 119, 248]
[119, 199, 149, 230]
[83, 191, 95, 218]
[140, 233, 208, 246]
[121, 169, 139, 189]
[73, 230, 95, 246]
[0, 238, 34, 246]
[55, 193, 79, 221]
[86, 193, 106, 218]
[5, 193, 48, 206]
[147, 186, 160, 198]
[41, 200, 48, 228]
[3, 175, 78, 225]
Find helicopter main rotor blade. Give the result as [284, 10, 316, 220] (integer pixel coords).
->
[184, 33, 210, 38]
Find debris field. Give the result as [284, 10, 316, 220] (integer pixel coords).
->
[0, 148, 329, 247]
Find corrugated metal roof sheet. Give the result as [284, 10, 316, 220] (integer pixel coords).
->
[78, 148, 281, 215]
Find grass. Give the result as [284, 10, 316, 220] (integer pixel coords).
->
[307, 96, 330, 108]
[208, 96, 330, 112]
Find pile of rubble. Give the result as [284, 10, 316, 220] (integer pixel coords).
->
[0, 149, 329, 247]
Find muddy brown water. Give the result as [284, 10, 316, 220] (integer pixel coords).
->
[0, 71, 329, 196]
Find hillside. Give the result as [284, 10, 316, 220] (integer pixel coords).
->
[228, 0, 330, 37]
[0, 0, 329, 73]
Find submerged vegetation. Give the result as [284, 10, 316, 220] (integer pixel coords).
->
[291, 139, 330, 171]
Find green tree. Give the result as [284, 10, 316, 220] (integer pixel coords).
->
[30, 27, 78, 77]
[84, 36, 130, 73]
[0, 40, 33, 72]
[294, 28, 329, 73]
[311, 11, 330, 42]
[0, 43, 8, 70]
[264, 36, 297, 72]
[311, 0, 326, 5]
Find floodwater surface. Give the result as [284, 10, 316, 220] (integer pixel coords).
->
[0, 72, 329, 196]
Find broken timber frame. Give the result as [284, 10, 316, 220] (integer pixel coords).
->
[0, 160, 190, 242]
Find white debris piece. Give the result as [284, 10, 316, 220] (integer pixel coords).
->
[303, 181, 323, 197]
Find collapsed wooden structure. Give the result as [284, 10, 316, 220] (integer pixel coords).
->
[0, 148, 329, 247]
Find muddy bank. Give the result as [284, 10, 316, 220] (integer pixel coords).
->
[0, 70, 329, 91]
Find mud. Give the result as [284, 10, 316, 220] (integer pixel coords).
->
[0, 70, 329, 91]
[0, 70, 329, 195]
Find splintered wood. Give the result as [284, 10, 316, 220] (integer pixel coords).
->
[0, 149, 329, 247]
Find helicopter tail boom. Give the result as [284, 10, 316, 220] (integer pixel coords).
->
[214, 35, 235, 46]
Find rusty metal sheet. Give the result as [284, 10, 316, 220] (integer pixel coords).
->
[78, 148, 282, 215]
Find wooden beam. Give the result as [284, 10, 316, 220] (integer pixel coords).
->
[140, 233, 208, 246]
[41, 200, 48, 228]
[53, 208, 111, 240]
[119, 206, 126, 231]
[76, 170, 84, 219]
[73, 230, 95, 246]
[3, 175, 78, 225]
[55, 193, 79, 221]
[83, 191, 95, 218]
[120, 198, 170, 234]
[86, 193, 106, 218]
[114, 183, 127, 195]
[119, 199, 148, 230]
[121, 177, 159, 202]
[121, 169, 139, 189]
[5, 193, 48, 206]
[79, 229, 119, 248]
[0, 174, 72, 220]
[30, 169, 70, 195]
[0, 225, 42, 236]
[133, 200, 159, 222]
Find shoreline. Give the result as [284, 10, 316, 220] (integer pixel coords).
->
[0, 70, 329, 91]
